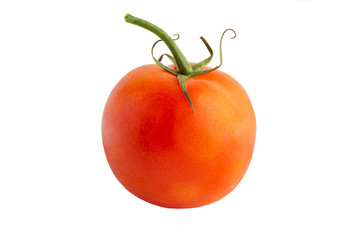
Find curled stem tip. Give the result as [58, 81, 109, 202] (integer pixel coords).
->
[173, 33, 180, 40]
[224, 28, 237, 39]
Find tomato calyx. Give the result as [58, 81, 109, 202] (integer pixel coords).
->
[124, 14, 236, 112]
[177, 74, 194, 112]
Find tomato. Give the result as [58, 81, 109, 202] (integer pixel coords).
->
[102, 14, 256, 208]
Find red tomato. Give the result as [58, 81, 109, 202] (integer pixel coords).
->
[102, 63, 256, 208]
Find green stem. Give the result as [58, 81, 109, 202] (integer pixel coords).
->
[124, 14, 236, 112]
[125, 14, 193, 75]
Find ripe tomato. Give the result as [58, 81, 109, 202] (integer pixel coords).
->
[102, 63, 256, 208]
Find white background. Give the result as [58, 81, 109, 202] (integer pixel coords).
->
[1, 0, 359, 239]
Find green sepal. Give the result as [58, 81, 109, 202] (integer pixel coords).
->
[177, 75, 195, 112]
[158, 54, 178, 69]
[151, 39, 179, 75]
[191, 36, 213, 71]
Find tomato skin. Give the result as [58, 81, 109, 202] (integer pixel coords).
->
[102, 64, 256, 208]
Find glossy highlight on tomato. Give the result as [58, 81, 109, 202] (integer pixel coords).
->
[101, 14, 256, 208]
